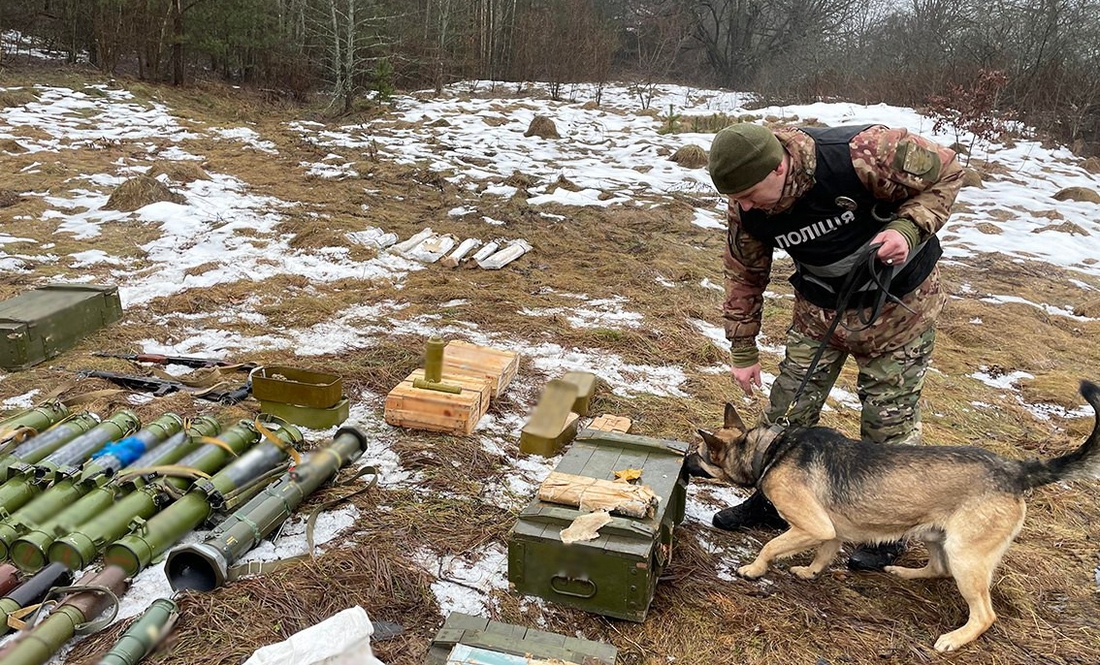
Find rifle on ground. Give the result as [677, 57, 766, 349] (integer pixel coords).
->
[79, 370, 252, 406]
[92, 352, 257, 372]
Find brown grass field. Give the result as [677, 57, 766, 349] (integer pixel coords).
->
[0, 60, 1097, 665]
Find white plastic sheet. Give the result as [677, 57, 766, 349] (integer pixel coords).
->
[241, 606, 386, 665]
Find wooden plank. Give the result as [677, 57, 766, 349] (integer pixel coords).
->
[443, 340, 520, 398]
[384, 370, 491, 435]
[587, 414, 631, 433]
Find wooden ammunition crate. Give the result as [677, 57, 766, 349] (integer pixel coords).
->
[384, 369, 492, 435]
[424, 612, 616, 665]
[442, 340, 519, 399]
[508, 430, 689, 622]
[0, 284, 122, 371]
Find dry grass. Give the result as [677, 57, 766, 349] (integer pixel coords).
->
[670, 144, 709, 169]
[104, 175, 186, 212]
[2, 63, 1099, 665]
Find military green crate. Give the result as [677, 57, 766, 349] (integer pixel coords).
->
[0, 284, 122, 371]
[507, 430, 689, 622]
[424, 612, 616, 665]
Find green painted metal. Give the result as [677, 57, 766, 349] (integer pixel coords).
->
[251, 366, 342, 408]
[0, 562, 71, 637]
[0, 413, 100, 480]
[166, 426, 368, 591]
[257, 397, 350, 429]
[507, 429, 689, 622]
[48, 419, 259, 572]
[423, 612, 617, 665]
[0, 413, 180, 559]
[104, 419, 303, 576]
[94, 597, 178, 665]
[0, 565, 128, 665]
[0, 284, 123, 371]
[8, 416, 220, 573]
[0, 402, 69, 442]
[0, 410, 139, 517]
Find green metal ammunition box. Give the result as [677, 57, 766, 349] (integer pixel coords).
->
[424, 612, 616, 665]
[507, 430, 689, 622]
[251, 366, 343, 408]
[0, 284, 122, 371]
[258, 397, 349, 429]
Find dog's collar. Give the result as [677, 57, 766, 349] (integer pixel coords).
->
[749, 425, 786, 485]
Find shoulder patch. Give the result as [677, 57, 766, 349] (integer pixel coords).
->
[893, 142, 941, 182]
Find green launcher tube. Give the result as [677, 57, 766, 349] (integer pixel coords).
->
[167, 426, 368, 592]
[0, 402, 70, 441]
[0, 566, 128, 665]
[94, 597, 178, 665]
[104, 419, 302, 576]
[8, 416, 220, 573]
[48, 420, 260, 572]
[0, 411, 139, 517]
[0, 414, 180, 559]
[0, 562, 72, 637]
[0, 413, 101, 481]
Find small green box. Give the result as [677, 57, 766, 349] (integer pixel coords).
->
[424, 612, 616, 665]
[251, 366, 343, 408]
[508, 430, 689, 622]
[258, 397, 349, 429]
[0, 284, 122, 371]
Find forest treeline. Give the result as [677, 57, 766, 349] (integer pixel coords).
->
[2, 0, 1098, 152]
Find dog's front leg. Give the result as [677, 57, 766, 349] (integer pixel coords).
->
[790, 539, 843, 579]
[738, 528, 825, 579]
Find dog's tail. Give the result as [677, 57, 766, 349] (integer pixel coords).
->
[1020, 380, 1100, 488]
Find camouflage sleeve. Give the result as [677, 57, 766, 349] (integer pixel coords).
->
[850, 126, 964, 237]
[722, 201, 773, 358]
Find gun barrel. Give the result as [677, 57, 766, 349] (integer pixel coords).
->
[94, 597, 178, 665]
[167, 426, 368, 592]
[104, 419, 302, 576]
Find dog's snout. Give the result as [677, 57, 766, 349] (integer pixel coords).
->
[684, 452, 716, 479]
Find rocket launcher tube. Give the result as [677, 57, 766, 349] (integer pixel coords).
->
[48, 420, 259, 572]
[0, 565, 129, 665]
[83, 413, 185, 481]
[0, 402, 70, 444]
[0, 562, 72, 637]
[94, 597, 178, 665]
[35, 410, 141, 473]
[0, 409, 136, 517]
[0, 412, 161, 558]
[0, 413, 101, 480]
[104, 420, 302, 576]
[8, 417, 218, 574]
[166, 426, 368, 592]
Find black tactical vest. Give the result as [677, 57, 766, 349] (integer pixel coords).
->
[738, 125, 941, 310]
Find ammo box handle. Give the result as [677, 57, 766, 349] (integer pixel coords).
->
[550, 575, 597, 598]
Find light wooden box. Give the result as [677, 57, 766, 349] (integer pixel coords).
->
[384, 369, 492, 435]
[442, 340, 519, 399]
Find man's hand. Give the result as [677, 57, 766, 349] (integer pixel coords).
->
[872, 229, 909, 266]
[732, 363, 763, 395]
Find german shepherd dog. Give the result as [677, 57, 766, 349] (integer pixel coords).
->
[686, 380, 1100, 652]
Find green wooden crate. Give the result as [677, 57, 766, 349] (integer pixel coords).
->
[507, 430, 689, 622]
[424, 612, 616, 665]
[0, 284, 122, 371]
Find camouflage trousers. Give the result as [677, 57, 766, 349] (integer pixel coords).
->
[763, 325, 937, 444]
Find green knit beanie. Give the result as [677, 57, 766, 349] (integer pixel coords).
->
[708, 124, 783, 195]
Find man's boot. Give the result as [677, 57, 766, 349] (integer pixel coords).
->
[712, 491, 787, 531]
[847, 541, 906, 571]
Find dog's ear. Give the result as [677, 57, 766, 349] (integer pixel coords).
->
[697, 428, 725, 455]
[723, 402, 746, 431]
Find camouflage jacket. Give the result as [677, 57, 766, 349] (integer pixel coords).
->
[723, 125, 963, 363]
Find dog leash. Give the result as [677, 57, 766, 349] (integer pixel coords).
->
[777, 242, 912, 424]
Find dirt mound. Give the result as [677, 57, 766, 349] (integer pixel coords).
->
[0, 138, 25, 153]
[104, 175, 186, 212]
[147, 160, 209, 183]
[1052, 186, 1100, 203]
[524, 115, 560, 139]
[0, 189, 21, 207]
[1082, 156, 1100, 174]
[581, 100, 600, 110]
[553, 174, 582, 191]
[961, 168, 984, 188]
[1033, 221, 1088, 235]
[670, 144, 708, 169]
[504, 172, 537, 189]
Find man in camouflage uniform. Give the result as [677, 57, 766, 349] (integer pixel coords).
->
[707, 123, 962, 570]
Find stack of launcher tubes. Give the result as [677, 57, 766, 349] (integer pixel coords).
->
[0, 400, 371, 665]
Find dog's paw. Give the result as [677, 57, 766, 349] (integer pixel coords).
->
[790, 565, 817, 579]
[737, 563, 767, 579]
[934, 630, 971, 652]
